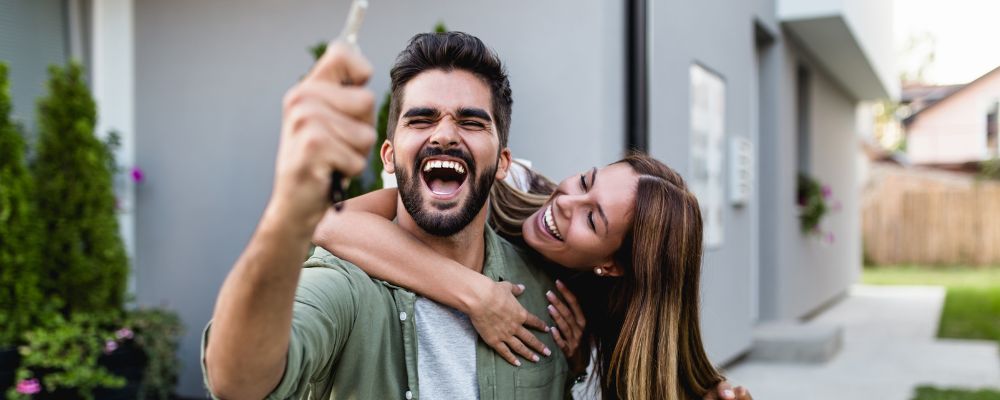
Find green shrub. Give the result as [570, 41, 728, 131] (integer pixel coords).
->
[0, 63, 44, 348]
[6, 313, 125, 400]
[980, 158, 1000, 181]
[125, 309, 182, 400]
[31, 63, 128, 316]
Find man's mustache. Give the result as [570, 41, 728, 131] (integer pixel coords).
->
[412, 147, 477, 176]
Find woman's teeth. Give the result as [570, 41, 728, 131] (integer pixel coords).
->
[544, 204, 564, 241]
[422, 160, 465, 174]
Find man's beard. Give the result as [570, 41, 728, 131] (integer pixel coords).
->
[396, 147, 496, 237]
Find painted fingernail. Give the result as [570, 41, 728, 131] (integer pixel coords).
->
[555, 279, 564, 287]
[543, 347, 552, 356]
[532, 354, 540, 362]
[723, 389, 735, 398]
[548, 305, 557, 314]
[546, 291, 556, 300]
[517, 284, 525, 291]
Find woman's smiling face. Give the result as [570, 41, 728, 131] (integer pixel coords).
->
[521, 163, 639, 270]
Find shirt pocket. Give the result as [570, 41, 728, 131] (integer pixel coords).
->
[514, 358, 567, 399]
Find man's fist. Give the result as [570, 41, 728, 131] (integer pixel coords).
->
[269, 42, 376, 228]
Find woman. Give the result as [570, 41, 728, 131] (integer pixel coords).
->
[313, 153, 750, 399]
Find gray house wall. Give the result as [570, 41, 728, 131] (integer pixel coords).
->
[132, 0, 624, 396]
[648, 0, 766, 364]
[757, 37, 862, 321]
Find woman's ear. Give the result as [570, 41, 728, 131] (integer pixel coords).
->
[380, 140, 395, 173]
[595, 260, 625, 277]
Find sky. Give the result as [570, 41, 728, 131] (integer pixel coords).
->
[894, 0, 1000, 85]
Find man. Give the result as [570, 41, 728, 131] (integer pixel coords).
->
[203, 32, 566, 399]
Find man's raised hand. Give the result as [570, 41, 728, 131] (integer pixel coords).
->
[269, 42, 376, 230]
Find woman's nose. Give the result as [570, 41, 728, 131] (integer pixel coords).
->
[554, 193, 584, 219]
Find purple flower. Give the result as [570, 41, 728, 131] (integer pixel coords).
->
[821, 185, 832, 199]
[115, 328, 134, 340]
[16, 378, 41, 395]
[104, 340, 119, 354]
[130, 166, 144, 183]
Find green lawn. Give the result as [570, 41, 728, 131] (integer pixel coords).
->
[863, 266, 1000, 343]
[864, 267, 1000, 400]
[912, 386, 1000, 400]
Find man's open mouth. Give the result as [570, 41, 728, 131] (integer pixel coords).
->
[420, 157, 469, 199]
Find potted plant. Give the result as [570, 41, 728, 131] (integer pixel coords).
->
[6, 314, 127, 400]
[797, 173, 840, 243]
[0, 63, 44, 394]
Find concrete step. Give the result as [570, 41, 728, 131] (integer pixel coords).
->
[747, 321, 843, 363]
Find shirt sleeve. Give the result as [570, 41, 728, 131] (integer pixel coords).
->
[200, 256, 361, 400]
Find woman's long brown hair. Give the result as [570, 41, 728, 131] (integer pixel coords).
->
[488, 153, 724, 399]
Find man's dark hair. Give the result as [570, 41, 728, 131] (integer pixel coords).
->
[387, 31, 513, 148]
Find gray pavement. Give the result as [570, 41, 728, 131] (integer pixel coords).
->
[724, 285, 1000, 400]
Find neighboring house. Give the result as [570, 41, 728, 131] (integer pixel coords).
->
[1, 0, 895, 396]
[904, 66, 1000, 167]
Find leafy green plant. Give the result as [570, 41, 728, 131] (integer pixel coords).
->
[0, 63, 44, 349]
[32, 63, 128, 316]
[6, 314, 125, 400]
[125, 309, 182, 400]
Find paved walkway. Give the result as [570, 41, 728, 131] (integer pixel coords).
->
[725, 285, 1000, 400]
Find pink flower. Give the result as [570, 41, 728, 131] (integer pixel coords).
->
[821, 185, 832, 199]
[130, 166, 144, 183]
[825, 232, 836, 244]
[115, 328, 134, 340]
[104, 340, 119, 354]
[16, 378, 41, 395]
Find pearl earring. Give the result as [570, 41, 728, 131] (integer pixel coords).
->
[594, 268, 605, 276]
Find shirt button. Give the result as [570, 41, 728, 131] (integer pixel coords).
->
[405, 390, 413, 399]
[399, 312, 408, 321]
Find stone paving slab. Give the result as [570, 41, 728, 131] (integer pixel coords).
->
[724, 285, 1000, 400]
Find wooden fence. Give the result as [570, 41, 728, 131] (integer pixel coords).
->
[863, 164, 1000, 266]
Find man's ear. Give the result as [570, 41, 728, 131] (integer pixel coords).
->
[380, 140, 395, 173]
[596, 259, 625, 277]
[495, 147, 512, 181]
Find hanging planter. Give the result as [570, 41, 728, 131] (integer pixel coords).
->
[797, 173, 840, 243]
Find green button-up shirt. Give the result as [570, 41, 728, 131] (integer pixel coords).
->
[201, 227, 568, 399]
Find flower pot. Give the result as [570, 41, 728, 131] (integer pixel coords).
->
[94, 340, 148, 400]
[0, 346, 19, 394]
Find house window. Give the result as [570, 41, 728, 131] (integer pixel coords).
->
[796, 65, 812, 173]
[987, 101, 998, 157]
[690, 63, 726, 249]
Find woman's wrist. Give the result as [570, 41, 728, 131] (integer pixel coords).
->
[454, 272, 498, 316]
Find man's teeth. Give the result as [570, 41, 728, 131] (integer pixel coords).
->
[422, 160, 465, 174]
[544, 205, 564, 241]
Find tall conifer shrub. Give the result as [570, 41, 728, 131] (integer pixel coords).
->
[0, 63, 43, 347]
[32, 63, 127, 316]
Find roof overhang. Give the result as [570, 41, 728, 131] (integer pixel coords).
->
[779, 0, 898, 101]
[783, 16, 891, 100]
